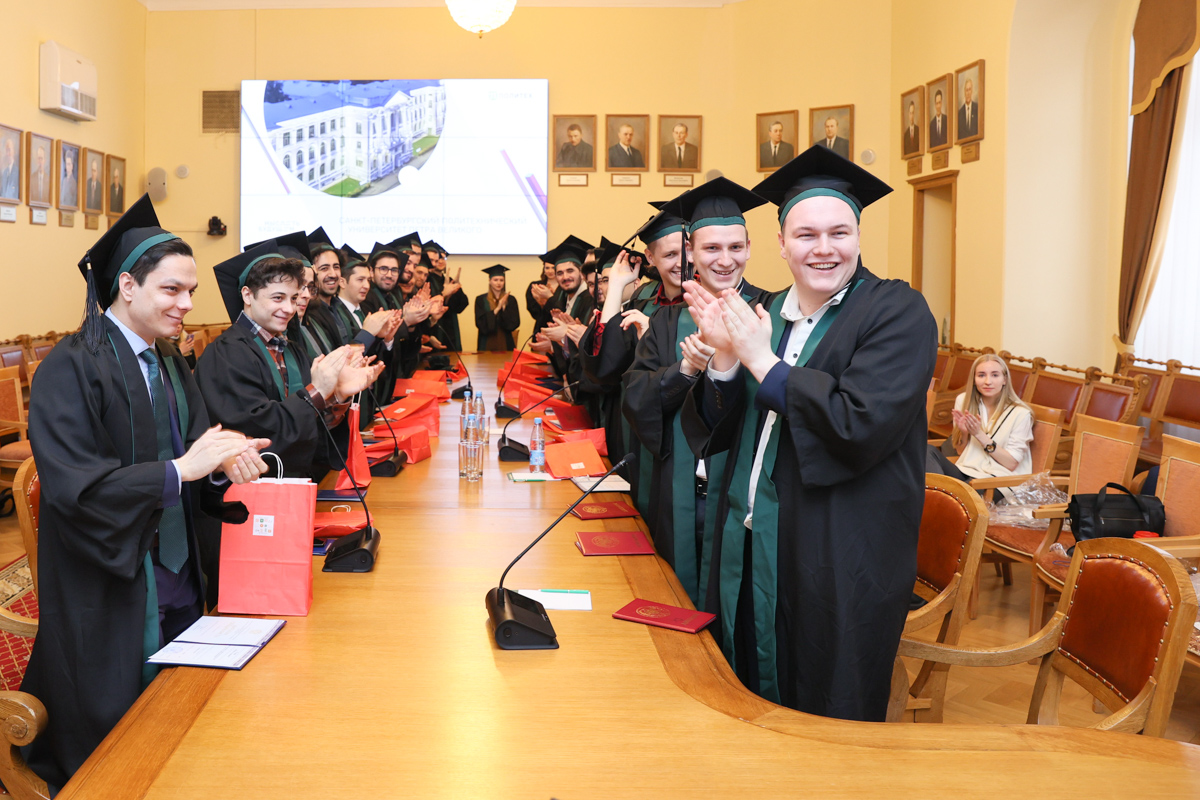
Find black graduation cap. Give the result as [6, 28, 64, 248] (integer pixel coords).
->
[341, 243, 365, 267]
[481, 264, 510, 277]
[308, 226, 337, 258]
[368, 241, 402, 265]
[544, 234, 594, 266]
[394, 231, 423, 254]
[77, 194, 180, 309]
[635, 202, 687, 247]
[423, 240, 448, 256]
[245, 230, 311, 266]
[660, 177, 766, 233]
[416, 250, 435, 270]
[213, 241, 285, 323]
[752, 144, 892, 226]
[595, 236, 627, 270]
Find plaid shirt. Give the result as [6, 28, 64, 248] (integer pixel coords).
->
[237, 312, 348, 427]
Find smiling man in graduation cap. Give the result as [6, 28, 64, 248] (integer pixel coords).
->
[21, 195, 273, 792]
[532, 234, 594, 361]
[623, 177, 768, 613]
[680, 146, 937, 721]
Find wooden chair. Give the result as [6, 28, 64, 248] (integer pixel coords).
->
[0, 693, 50, 800]
[0, 377, 30, 491]
[1024, 358, 1088, 429]
[13, 459, 40, 599]
[1140, 367, 1200, 466]
[967, 403, 1065, 618]
[25, 361, 39, 381]
[927, 344, 993, 436]
[999, 351, 1036, 398]
[887, 474, 987, 723]
[0, 344, 29, 388]
[892, 537, 1196, 738]
[1116, 352, 1173, 420]
[189, 328, 210, 359]
[974, 415, 1143, 636]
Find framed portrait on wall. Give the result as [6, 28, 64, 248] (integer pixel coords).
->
[756, 110, 798, 172]
[605, 114, 650, 172]
[105, 154, 127, 216]
[57, 140, 81, 211]
[81, 148, 106, 215]
[926, 74, 953, 152]
[0, 125, 22, 204]
[900, 86, 925, 159]
[955, 60, 985, 144]
[657, 115, 702, 173]
[25, 132, 53, 209]
[552, 115, 597, 172]
[809, 105, 854, 162]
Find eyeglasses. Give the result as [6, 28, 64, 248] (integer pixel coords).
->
[374, 266, 400, 275]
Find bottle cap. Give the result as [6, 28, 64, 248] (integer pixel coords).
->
[534, 417, 542, 424]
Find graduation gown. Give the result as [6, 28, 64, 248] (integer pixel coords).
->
[525, 280, 558, 336]
[427, 269, 469, 351]
[622, 281, 763, 607]
[299, 303, 339, 360]
[326, 298, 399, 425]
[681, 264, 936, 720]
[21, 321, 224, 790]
[474, 292, 520, 351]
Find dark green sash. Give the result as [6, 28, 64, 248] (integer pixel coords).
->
[667, 311, 701, 603]
[251, 336, 305, 398]
[714, 281, 860, 703]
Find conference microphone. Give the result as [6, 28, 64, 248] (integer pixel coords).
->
[301, 391, 381, 573]
[485, 452, 636, 650]
[497, 381, 580, 462]
[495, 332, 537, 419]
[368, 402, 407, 479]
[449, 350, 473, 400]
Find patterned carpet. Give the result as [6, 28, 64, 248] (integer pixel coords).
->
[0, 557, 36, 692]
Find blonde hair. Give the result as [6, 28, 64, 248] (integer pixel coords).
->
[954, 354, 1030, 447]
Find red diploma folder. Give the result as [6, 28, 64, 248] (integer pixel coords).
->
[612, 599, 715, 633]
[575, 530, 654, 556]
[543, 404, 593, 432]
[570, 500, 638, 520]
[545, 440, 606, 478]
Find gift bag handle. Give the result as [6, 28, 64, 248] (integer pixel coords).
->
[262, 452, 283, 479]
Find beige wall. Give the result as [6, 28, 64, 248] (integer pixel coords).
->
[0, 0, 147, 340]
[2, 0, 1141, 369]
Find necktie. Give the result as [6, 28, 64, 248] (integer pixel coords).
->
[354, 308, 366, 324]
[140, 349, 188, 574]
[677, 147, 683, 168]
[267, 336, 290, 396]
[772, 144, 778, 165]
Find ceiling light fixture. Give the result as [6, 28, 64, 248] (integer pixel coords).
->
[446, 0, 517, 38]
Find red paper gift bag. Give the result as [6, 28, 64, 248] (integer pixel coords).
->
[336, 403, 372, 490]
[556, 427, 608, 457]
[219, 477, 318, 616]
[393, 378, 450, 401]
[393, 424, 431, 463]
[381, 393, 441, 437]
[512, 349, 550, 365]
[313, 506, 370, 538]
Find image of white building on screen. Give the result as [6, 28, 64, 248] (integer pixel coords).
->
[263, 80, 447, 196]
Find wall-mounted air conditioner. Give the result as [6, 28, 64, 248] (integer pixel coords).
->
[40, 41, 97, 122]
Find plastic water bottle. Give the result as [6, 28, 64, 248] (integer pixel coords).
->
[460, 411, 479, 478]
[459, 390, 472, 441]
[529, 418, 546, 473]
[473, 392, 485, 420]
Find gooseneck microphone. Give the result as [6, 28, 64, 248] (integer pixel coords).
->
[485, 452, 636, 650]
[495, 332, 537, 419]
[301, 390, 381, 573]
[497, 380, 580, 462]
[450, 350, 473, 400]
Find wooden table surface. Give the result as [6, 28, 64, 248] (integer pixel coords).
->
[61, 354, 1200, 798]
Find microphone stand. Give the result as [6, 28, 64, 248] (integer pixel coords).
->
[497, 381, 580, 462]
[485, 453, 634, 650]
[495, 332, 536, 419]
[450, 350, 473, 400]
[301, 391, 381, 573]
[368, 402, 407, 478]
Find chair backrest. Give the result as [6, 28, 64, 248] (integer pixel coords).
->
[1008, 363, 1034, 398]
[1157, 435, 1200, 539]
[1077, 379, 1140, 426]
[933, 350, 949, 385]
[190, 329, 210, 359]
[1123, 364, 1169, 416]
[913, 474, 988, 635]
[26, 361, 39, 380]
[1155, 370, 1200, 433]
[1045, 537, 1196, 737]
[13, 459, 39, 597]
[943, 355, 974, 393]
[0, 366, 19, 385]
[925, 378, 937, 428]
[1028, 369, 1087, 425]
[0, 376, 24, 428]
[1068, 415, 1143, 496]
[0, 347, 27, 385]
[30, 343, 53, 362]
[1027, 403, 1065, 473]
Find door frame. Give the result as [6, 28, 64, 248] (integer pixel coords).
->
[909, 169, 959, 344]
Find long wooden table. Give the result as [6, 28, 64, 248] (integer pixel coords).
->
[61, 354, 1200, 798]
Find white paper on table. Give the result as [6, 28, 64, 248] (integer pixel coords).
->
[517, 589, 593, 611]
[508, 472, 563, 482]
[147, 641, 258, 669]
[172, 616, 285, 647]
[572, 475, 631, 492]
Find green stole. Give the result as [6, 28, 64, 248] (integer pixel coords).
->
[251, 336, 306, 398]
[714, 281, 859, 704]
[106, 335, 192, 690]
[305, 316, 335, 355]
[332, 300, 362, 343]
[370, 285, 401, 311]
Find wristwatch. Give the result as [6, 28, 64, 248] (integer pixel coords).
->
[983, 440, 997, 454]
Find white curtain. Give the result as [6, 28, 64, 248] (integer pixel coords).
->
[1135, 66, 1200, 371]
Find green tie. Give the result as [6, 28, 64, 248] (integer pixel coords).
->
[354, 308, 366, 324]
[140, 349, 188, 574]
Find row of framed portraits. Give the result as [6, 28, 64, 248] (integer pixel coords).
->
[0, 124, 127, 217]
[552, 106, 858, 175]
[900, 60, 985, 160]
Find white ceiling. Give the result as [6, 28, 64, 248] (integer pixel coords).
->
[138, 0, 748, 10]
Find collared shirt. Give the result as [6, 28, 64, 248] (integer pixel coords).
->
[104, 308, 182, 494]
[707, 281, 851, 526]
[338, 295, 393, 351]
[237, 311, 290, 391]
